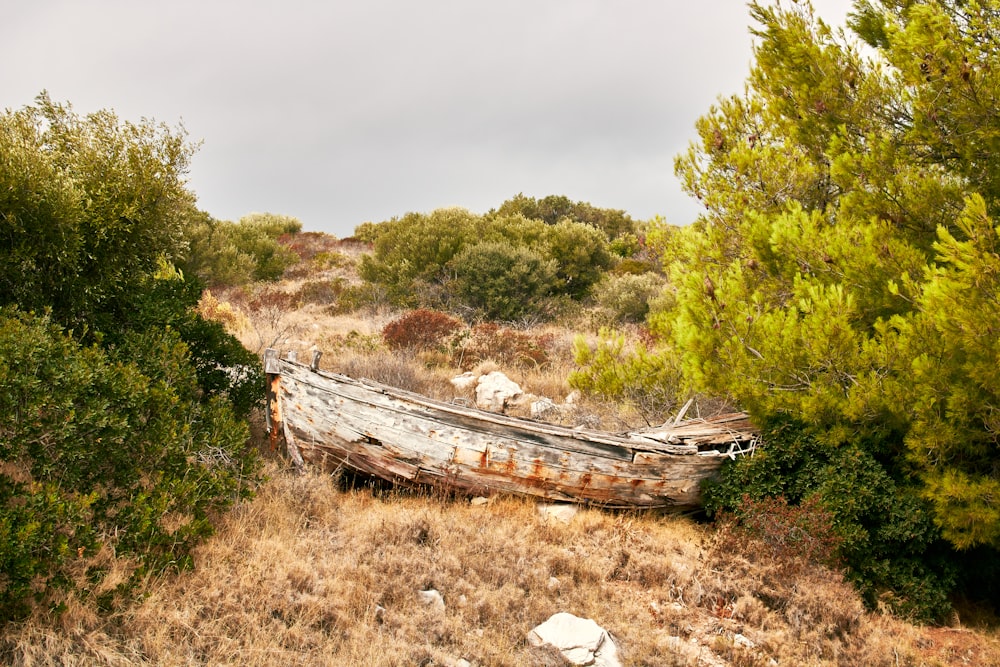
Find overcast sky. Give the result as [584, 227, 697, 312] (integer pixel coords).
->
[3, 1, 855, 237]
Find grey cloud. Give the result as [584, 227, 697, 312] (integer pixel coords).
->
[2, 0, 854, 235]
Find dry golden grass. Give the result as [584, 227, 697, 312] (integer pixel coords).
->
[4, 463, 998, 666]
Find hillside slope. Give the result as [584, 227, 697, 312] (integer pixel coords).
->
[4, 464, 998, 666]
[4, 232, 998, 666]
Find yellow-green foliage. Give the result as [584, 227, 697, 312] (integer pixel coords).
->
[592, 272, 666, 323]
[570, 329, 684, 422]
[183, 212, 302, 286]
[894, 196, 1000, 550]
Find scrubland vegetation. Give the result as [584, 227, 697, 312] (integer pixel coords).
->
[4, 1, 1000, 664]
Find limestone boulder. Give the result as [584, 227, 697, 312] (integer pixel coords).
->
[527, 612, 621, 667]
[475, 371, 523, 412]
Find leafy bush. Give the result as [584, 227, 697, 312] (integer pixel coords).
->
[326, 282, 391, 315]
[358, 208, 479, 305]
[357, 205, 619, 319]
[351, 221, 382, 244]
[449, 241, 557, 321]
[542, 220, 612, 298]
[182, 213, 301, 287]
[0, 94, 194, 332]
[0, 96, 264, 623]
[570, 330, 684, 423]
[489, 193, 637, 240]
[609, 232, 642, 258]
[381, 309, 464, 351]
[703, 416, 956, 622]
[110, 273, 264, 418]
[591, 273, 666, 324]
[0, 310, 260, 621]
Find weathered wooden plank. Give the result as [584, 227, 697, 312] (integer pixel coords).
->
[267, 351, 758, 508]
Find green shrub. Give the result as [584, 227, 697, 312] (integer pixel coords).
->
[609, 232, 642, 258]
[358, 209, 479, 305]
[489, 193, 638, 240]
[111, 273, 264, 419]
[182, 213, 301, 287]
[0, 309, 261, 621]
[352, 221, 382, 243]
[569, 330, 684, 423]
[542, 220, 613, 298]
[0, 96, 263, 624]
[591, 273, 666, 323]
[449, 241, 557, 321]
[326, 282, 390, 315]
[295, 279, 344, 306]
[703, 416, 956, 622]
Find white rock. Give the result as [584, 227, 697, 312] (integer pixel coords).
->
[547, 576, 561, 591]
[475, 371, 523, 412]
[530, 397, 558, 419]
[527, 612, 621, 667]
[418, 589, 446, 613]
[734, 633, 755, 649]
[537, 503, 578, 524]
[565, 390, 582, 404]
[450, 372, 479, 391]
[470, 496, 490, 506]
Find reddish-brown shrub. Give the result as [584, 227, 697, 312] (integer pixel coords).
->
[714, 494, 843, 572]
[278, 231, 341, 262]
[381, 309, 464, 351]
[453, 323, 554, 370]
[247, 288, 300, 314]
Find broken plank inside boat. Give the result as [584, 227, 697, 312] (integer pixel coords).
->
[264, 348, 758, 509]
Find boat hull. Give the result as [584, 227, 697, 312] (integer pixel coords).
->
[265, 351, 755, 509]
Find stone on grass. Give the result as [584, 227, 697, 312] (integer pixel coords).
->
[537, 503, 578, 524]
[527, 612, 621, 667]
[531, 397, 559, 419]
[450, 372, 479, 392]
[475, 371, 523, 412]
[418, 589, 446, 613]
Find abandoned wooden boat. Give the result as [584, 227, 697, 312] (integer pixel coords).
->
[264, 349, 758, 509]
